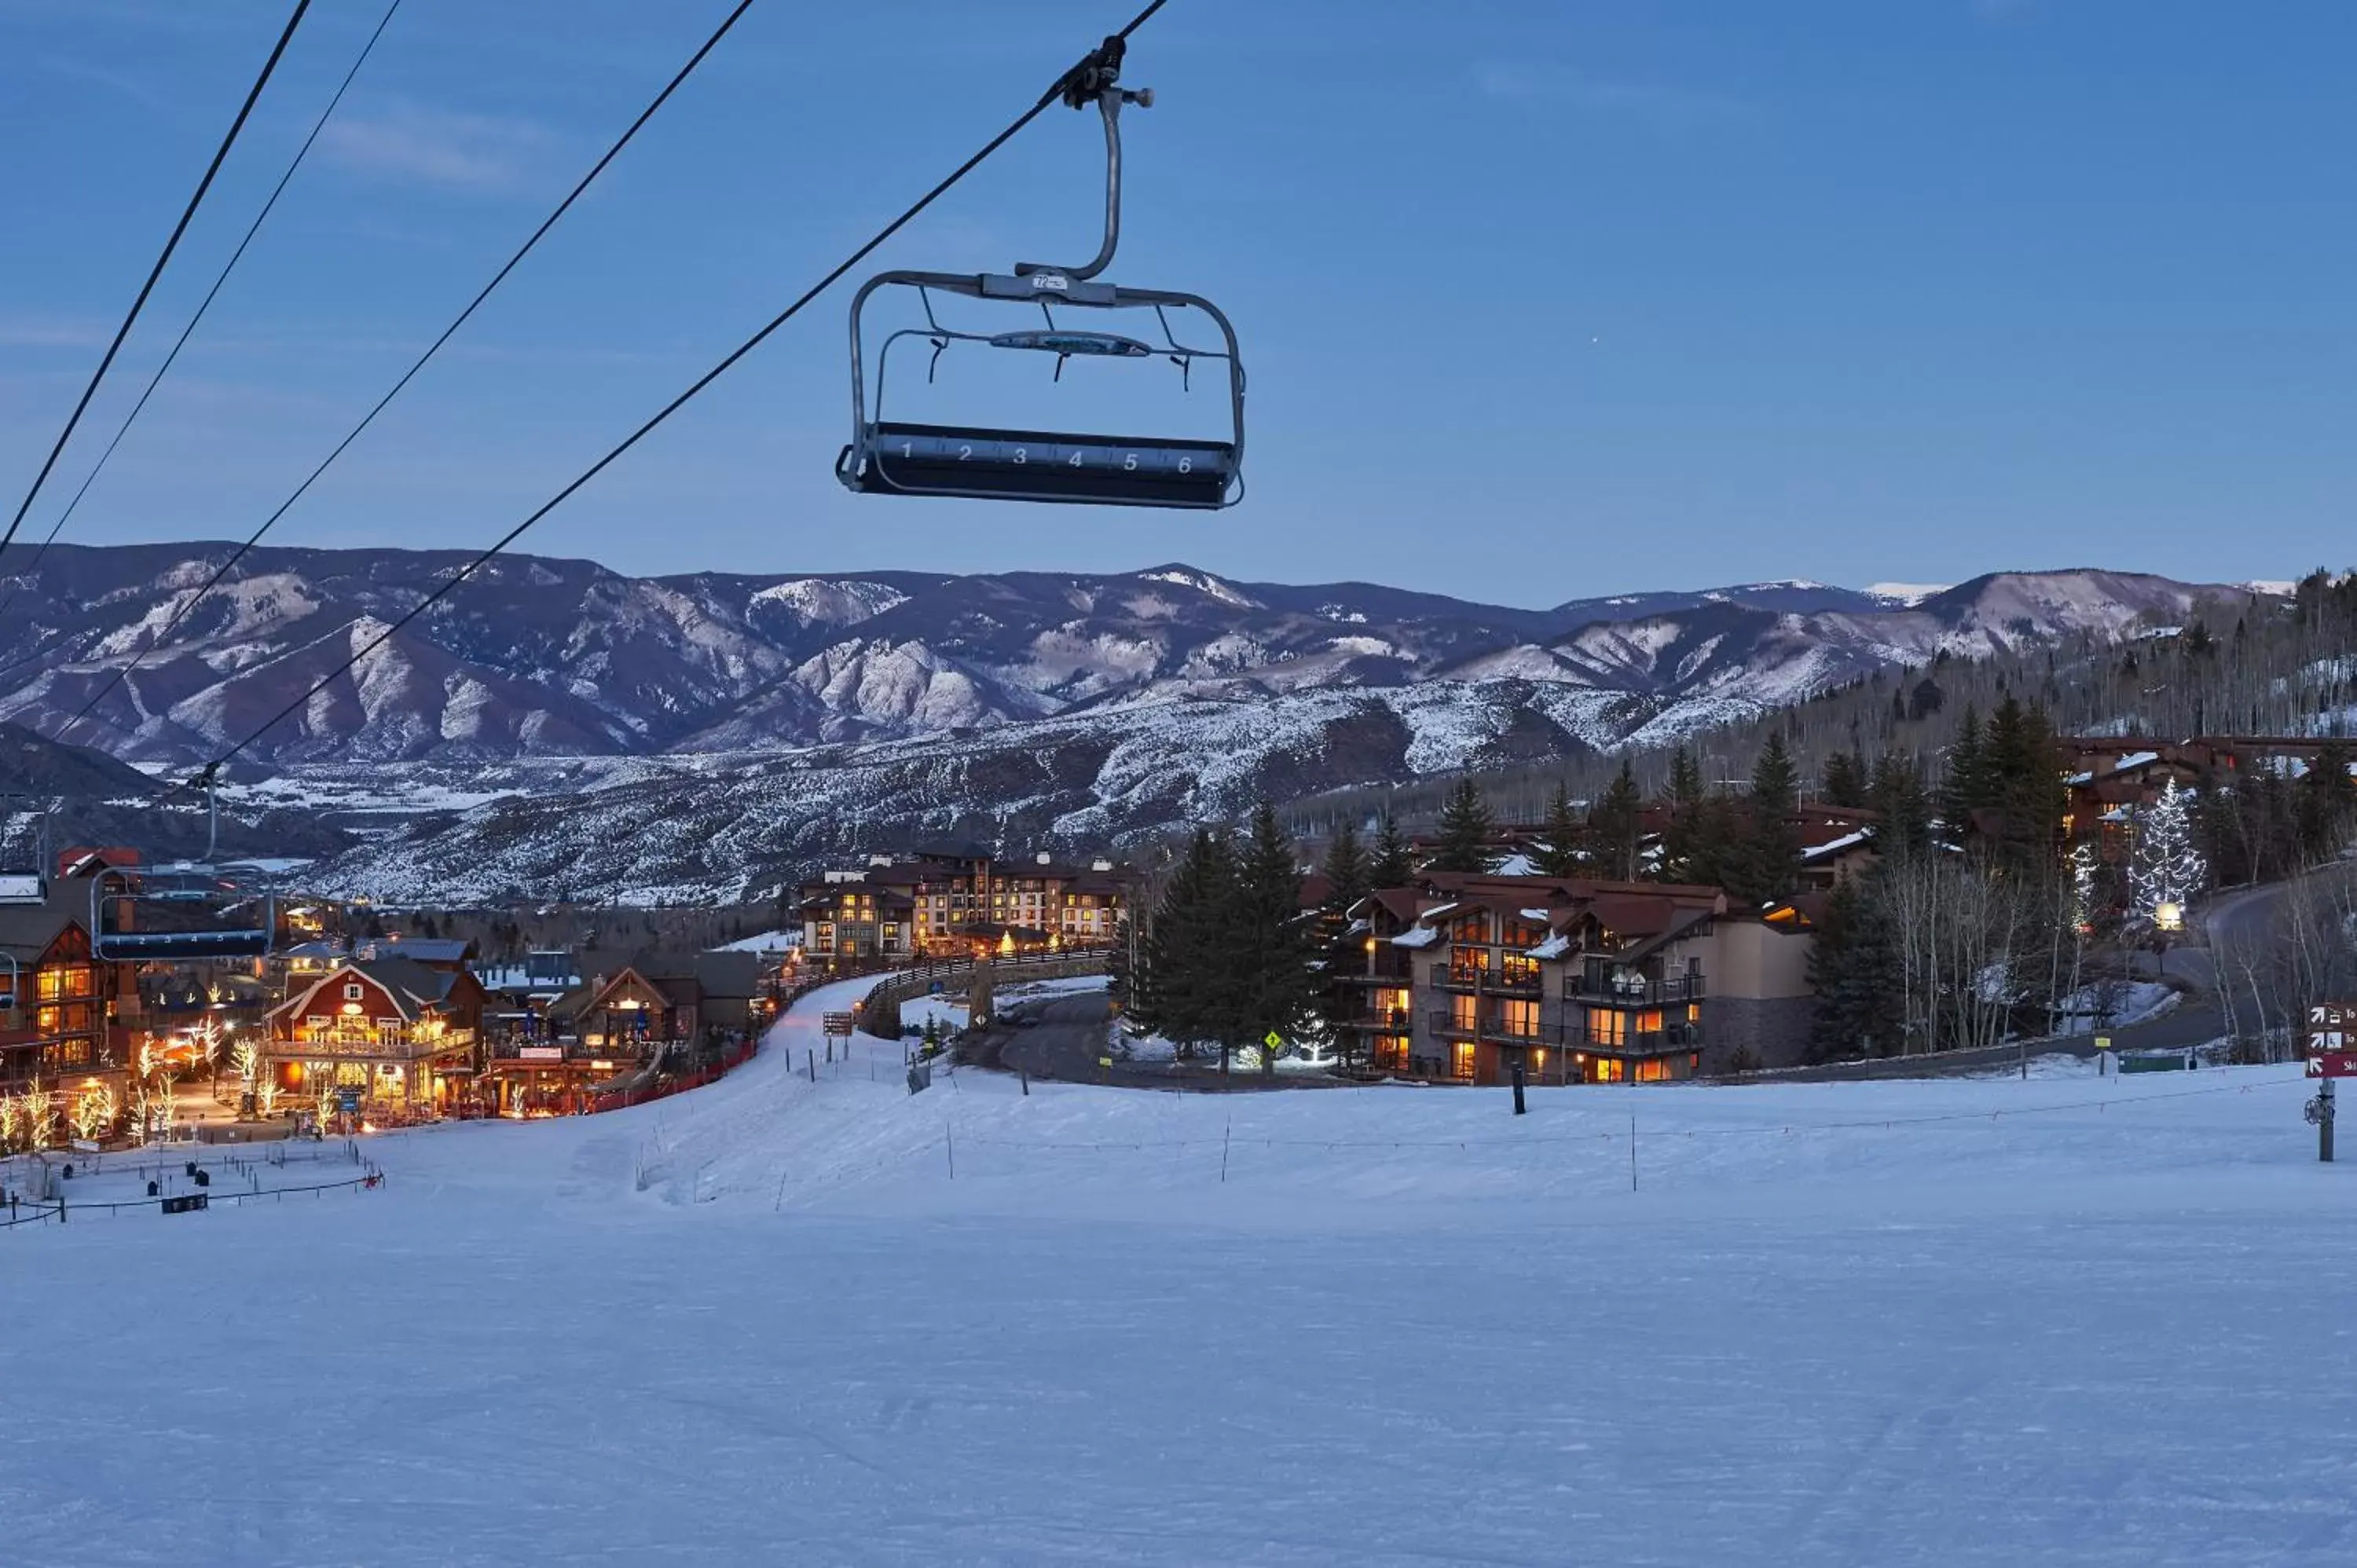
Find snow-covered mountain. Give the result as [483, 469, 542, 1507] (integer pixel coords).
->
[0, 544, 2264, 901]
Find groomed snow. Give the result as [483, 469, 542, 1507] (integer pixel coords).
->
[4, 979, 2353, 1566]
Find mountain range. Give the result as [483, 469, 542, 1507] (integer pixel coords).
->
[0, 543, 2266, 902]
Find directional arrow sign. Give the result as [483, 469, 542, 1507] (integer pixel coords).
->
[2304, 1054, 2357, 1079]
[1264, 1031, 1285, 1051]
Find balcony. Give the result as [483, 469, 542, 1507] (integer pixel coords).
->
[1425, 1010, 1546, 1045]
[1565, 971, 1706, 1006]
[274, 1027, 478, 1061]
[1549, 1021, 1704, 1056]
[1430, 961, 1543, 996]
[1346, 1007, 1413, 1034]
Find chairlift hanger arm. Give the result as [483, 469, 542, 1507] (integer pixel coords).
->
[1017, 35, 1153, 284]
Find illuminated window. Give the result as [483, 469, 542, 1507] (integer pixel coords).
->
[1589, 1056, 1626, 1083]
[1499, 998, 1539, 1039]
[1450, 994, 1479, 1033]
[1587, 1009, 1627, 1048]
[1636, 1058, 1671, 1083]
[1451, 1042, 1476, 1081]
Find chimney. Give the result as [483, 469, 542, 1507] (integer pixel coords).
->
[1036, 851, 1053, 866]
[1091, 859, 1113, 873]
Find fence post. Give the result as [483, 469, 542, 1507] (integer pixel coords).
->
[945, 1123, 955, 1180]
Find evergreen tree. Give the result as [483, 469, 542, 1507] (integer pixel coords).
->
[1807, 874, 1905, 1061]
[1727, 735, 1800, 905]
[2298, 738, 2357, 860]
[1979, 696, 2063, 865]
[2131, 779, 2207, 921]
[1658, 747, 1706, 882]
[1536, 782, 1585, 879]
[1587, 759, 1644, 881]
[1868, 751, 1934, 860]
[1131, 828, 1239, 1059]
[1367, 811, 1414, 889]
[1428, 779, 1496, 874]
[1679, 793, 1743, 892]
[1938, 705, 1991, 838]
[1230, 804, 1321, 1075]
[1823, 746, 1868, 809]
[1320, 820, 1371, 915]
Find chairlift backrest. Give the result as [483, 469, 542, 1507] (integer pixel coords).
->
[835, 42, 1244, 511]
[90, 866, 280, 963]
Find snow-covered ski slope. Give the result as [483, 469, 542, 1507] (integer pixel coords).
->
[7, 980, 2355, 1566]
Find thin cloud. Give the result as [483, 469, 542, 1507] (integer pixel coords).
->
[0, 313, 109, 349]
[38, 52, 164, 111]
[1474, 64, 1742, 130]
[317, 98, 555, 192]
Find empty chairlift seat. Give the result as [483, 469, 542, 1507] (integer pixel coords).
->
[850, 421, 1237, 507]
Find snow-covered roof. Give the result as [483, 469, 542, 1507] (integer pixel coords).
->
[1417, 902, 1460, 921]
[1491, 854, 1539, 877]
[1801, 830, 1873, 862]
[1519, 907, 1552, 921]
[1526, 933, 1571, 961]
[1391, 926, 1442, 949]
[709, 929, 801, 954]
[0, 873, 43, 903]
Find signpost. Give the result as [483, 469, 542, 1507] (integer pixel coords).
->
[822, 1012, 853, 1039]
[2304, 1004, 2352, 1163]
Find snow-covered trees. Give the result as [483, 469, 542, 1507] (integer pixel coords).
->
[2131, 779, 2207, 924]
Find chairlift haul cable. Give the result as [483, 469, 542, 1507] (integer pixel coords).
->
[0, 0, 316, 560]
[54, 0, 763, 735]
[0, 0, 407, 647]
[189, 0, 1179, 781]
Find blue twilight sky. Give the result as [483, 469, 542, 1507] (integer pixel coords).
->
[1, 0, 2350, 608]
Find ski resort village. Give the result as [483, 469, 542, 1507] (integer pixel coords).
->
[7, 1, 2356, 1561]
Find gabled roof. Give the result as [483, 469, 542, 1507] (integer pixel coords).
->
[269, 956, 464, 1026]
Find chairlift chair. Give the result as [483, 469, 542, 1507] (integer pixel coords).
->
[837, 36, 1244, 510]
[86, 769, 281, 963]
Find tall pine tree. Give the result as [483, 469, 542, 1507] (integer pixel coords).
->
[1658, 746, 1707, 884]
[1536, 782, 1584, 879]
[1428, 779, 1496, 873]
[1939, 705, 1992, 841]
[1728, 734, 1800, 905]
[1869, 750, 1934, 860]
[1367, 811, 1414, 889]
[1823, 746, 1868, 808]
[1131, 828, 1238, 1060]
[1807, 874, 1904, 1061]
[1321, 820, 1370, 915]
[1588, 759, 1645, 881]
[1231, 804, 1321, 1075]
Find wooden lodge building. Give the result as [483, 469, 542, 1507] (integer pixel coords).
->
[484, 951, 762, 1116]
[1338, 873, 1818, 1085]
[263, 954, 487, 1119]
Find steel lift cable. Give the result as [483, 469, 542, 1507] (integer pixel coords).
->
[0, 0, 315, 559]
[51, 0, 763, 735]
[0, 0, 407, 645]
[185, 0, 1177, 785]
